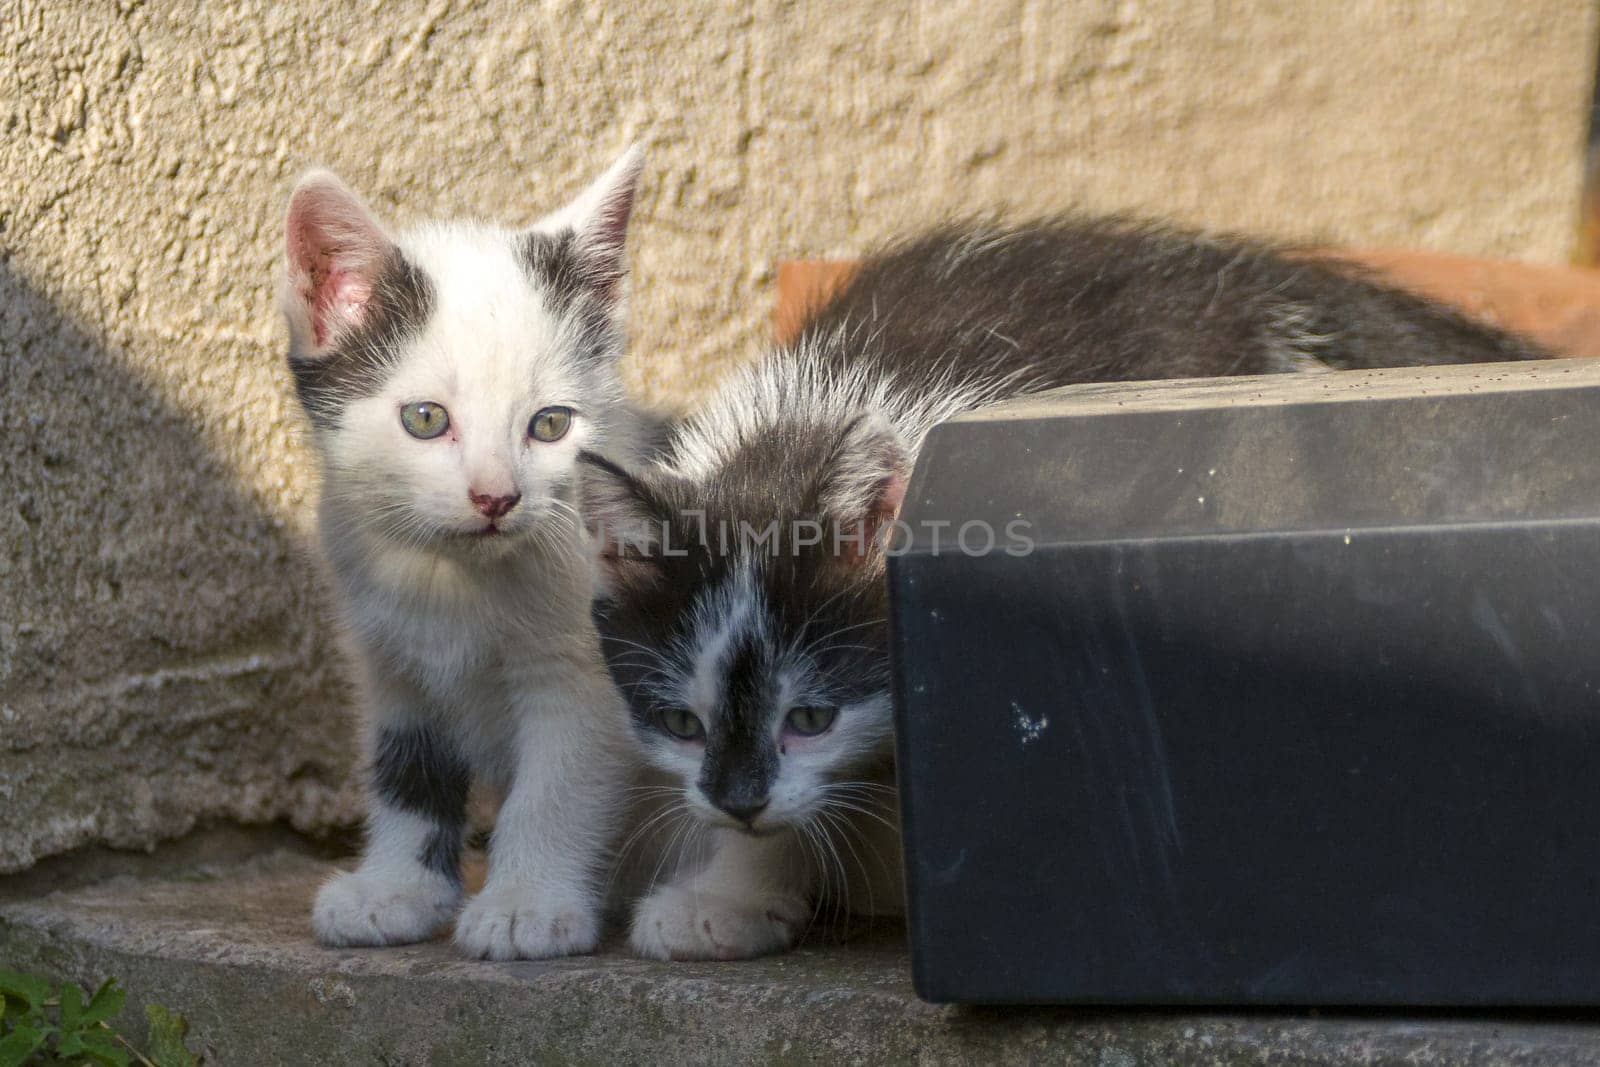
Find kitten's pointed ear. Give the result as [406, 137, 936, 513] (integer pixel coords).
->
[569, 143, 644, 259]
[283, 170, 395, 351]
[537, 145, 645, 303]
[818, 414, 911, 563]
[579, 450, 681, 589]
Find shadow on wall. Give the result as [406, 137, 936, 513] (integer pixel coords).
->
[0, 263, 357, 873]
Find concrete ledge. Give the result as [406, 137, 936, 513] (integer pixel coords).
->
[4, 850, 1600, 1065]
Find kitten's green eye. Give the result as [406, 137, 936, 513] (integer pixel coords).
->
[529, 405, 574, 443]
[399, 401, 449, 439]
[784, 706, 838, 737]
[656, 706, 705, 741]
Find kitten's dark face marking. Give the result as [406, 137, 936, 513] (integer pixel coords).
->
[697, 640, 783, 825]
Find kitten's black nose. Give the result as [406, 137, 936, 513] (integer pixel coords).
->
[717, 797, 769, 826]
[469, 490, 521, 519]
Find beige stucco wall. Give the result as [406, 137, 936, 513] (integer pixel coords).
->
[2, 0, 1594, 871]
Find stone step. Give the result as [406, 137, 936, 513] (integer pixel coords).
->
[3, 848, 1599, 1065]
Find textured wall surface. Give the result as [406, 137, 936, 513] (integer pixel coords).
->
[2, 0, 1594, 871]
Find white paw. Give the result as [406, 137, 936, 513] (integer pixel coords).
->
[628, 884, 810, 961]
[312, 869, 459, 948]
[452, 885, 600, 961]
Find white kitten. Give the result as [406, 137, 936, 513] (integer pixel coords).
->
[282, 148, 644, 960]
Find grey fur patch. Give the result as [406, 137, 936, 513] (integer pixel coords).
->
[1264, 301, 1339, 373]
[517, 230, 620, 365]
[371, 722, 470, 884]
[519, 231, 593, 312]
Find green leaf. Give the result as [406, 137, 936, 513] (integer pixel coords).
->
[59, 981, 85, 1031]
[79, 1033, 130, 1067]
[56, 1029, 86, 1056]
[82, 979, 125, 1027]
[144, 1004, 198, 1067]
[0, 1023, 46, 1067]
[0, 970, 49, 1014]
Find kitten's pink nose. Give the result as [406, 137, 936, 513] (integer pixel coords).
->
[469, 490, 521, 520]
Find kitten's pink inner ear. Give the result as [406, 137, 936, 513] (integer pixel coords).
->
[285, 175, 389, 349]
[310, 264, 373, 347]
[878, 469, 908, 518]
[852, 470, 909, 562]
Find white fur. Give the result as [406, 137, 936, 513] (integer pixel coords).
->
[684, 565, 761, 720]
[313, 806, 461, 946]
[289, 150, 642, 959]
[625, 798, 904, 960]
[664, 327, 1040, 485]
[629, 830, 811, 960]
[454, 658, 624, 959]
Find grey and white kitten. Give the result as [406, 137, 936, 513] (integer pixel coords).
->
[283, 148, 645, 960]
[583, 219, 1549, 960]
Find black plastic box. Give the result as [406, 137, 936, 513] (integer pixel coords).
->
[889, 360, 1600, 1005]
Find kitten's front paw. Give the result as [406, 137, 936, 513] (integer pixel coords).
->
[453, 885, 600, 961]
[629, 884, 810, 961]
[312, 870, 459, 947]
